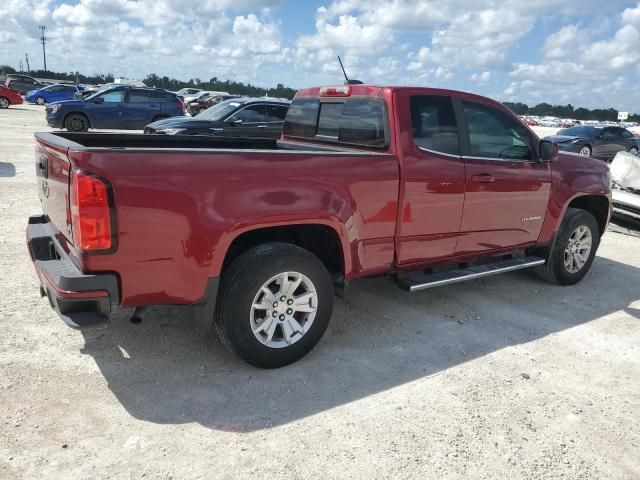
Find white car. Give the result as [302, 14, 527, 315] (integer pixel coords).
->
[183, 90, 230, 105]
[611, 150, 640, 224]
[174, 88, 203, 97]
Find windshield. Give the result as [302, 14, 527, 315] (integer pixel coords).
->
[84, 85, 114, 101]
[196, 99, 245, 120]
[559, 126, 598, 137]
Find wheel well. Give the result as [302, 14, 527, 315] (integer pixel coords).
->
[63, 112, 91, 128]
[222, 225, 345, 276]
[567, 195, 609, 236]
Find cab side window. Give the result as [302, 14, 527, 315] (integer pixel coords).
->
[232, 105, 268, 123]
[410, 95, 460, 156]
[463, 101, 533, 161]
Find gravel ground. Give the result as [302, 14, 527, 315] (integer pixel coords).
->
[1, 104, 639, 479]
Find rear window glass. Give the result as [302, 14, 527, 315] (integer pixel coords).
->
[283, 97, 387, 147]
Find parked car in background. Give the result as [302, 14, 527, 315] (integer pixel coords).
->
[544, 126, 640, 161]
[186, 94, 241, 116]
[4, 74, 46, 95]
[144, 97, 290, 139]
[174, 88, 202, 97]
[538, 117, 561, 127]
[0, 84, 24, 108]
[46, 86, 184, 131]
[610, 149, 640, 225]
[26, 83, 83, 105]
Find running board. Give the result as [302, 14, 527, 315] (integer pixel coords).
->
[398, 256, 546, 292]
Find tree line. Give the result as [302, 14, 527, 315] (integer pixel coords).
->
[502, 101, 639, 123]
[0, 65, 297, 99]
[1, 64, 637, 119]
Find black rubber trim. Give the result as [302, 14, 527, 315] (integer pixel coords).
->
[191, 277, 220, 336]
[27, 215, 120, 329]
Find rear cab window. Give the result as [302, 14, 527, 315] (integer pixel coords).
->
[283, 96, 388, 149]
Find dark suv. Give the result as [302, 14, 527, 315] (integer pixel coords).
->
[5, 74, 46, 95]
[144, 97, 290, 139]
[46, 86, 184, 131]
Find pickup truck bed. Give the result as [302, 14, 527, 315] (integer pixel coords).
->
[27, 84, 612, 368]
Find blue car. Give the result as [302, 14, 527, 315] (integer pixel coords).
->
[26, 83, 83, 105]
[45, 86, 185, 132]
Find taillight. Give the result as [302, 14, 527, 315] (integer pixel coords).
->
[70, 171, 114, 252]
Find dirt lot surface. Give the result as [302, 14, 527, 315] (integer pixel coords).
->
[1, 104, 639, 479]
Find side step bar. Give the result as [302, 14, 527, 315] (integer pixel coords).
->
[398, 256, 546, 292]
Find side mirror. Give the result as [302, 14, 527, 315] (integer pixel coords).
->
[93, 97, 104, 104]
[540, 140, 559, 162]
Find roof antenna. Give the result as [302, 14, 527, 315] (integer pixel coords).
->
[337, 56, 363, 85]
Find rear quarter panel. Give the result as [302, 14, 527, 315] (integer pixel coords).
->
[68, 148, 400, 306]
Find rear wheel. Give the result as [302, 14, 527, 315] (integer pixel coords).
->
[214, 243, 333, 368]
[579, 145, 591, 157]
[535, 208, 599, 285]
[629, 147, 638, 155]
[0, 97, 9, 109]
[64, 113, 89, 132]
[36, 96, 46, 105]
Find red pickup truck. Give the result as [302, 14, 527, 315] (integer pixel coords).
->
[27, 84, 612, 368]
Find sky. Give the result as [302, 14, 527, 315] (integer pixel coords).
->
[1, 0, 639, 110]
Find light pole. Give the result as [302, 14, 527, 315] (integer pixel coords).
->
[39, 25, 47, 72]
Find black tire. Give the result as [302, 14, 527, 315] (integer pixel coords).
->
[64, 113, 89, 132]
[36, 96, 46, 105]
[0, 97, 9, 109]
[579, 145, 592, 157]
[535, 208, 600, 285]
[215, 243, 333, 368]
[629, 147, 639, 155]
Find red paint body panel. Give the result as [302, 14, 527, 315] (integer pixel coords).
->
[31, 85, 612, 309]
[0, 85, 23, 106]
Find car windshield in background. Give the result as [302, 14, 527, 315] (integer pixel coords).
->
[196, 100, 244, 120]
[559, 126, 599, 137]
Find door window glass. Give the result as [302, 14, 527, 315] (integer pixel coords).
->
[98, 90, 125, 103]
[410, 95, 460, 155]
[232, 105, 267, 123]
[463, 101, 532, 160]
[129, 91, 150, 102]
[266, 105, 288, 122]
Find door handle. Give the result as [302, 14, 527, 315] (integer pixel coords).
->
[257, 124, 267, 128]
[471, 174, 496, 183]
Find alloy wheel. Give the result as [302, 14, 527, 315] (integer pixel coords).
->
[250, 271, 318, 348]
[563, 225, 593, 274]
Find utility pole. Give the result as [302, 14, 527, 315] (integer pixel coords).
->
[25, 53, 30, 72]
[39, 25, 47, 72]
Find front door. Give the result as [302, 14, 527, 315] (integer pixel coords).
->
[455, 99, 552, 255]
[224, 104, 268, 137]
[396, 93, 466, 264]
[90, 89, 126, 129]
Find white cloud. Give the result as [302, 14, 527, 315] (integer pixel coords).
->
[471, 71, 491, 85]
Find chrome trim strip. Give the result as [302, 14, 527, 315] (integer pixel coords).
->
[461, 155, 532, 162]
[417, 146, 461, 159]
[408, 258, 545, 292]
[80, 147, 395, 156]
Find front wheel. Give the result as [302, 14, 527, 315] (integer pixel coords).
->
[535, 208, 599, 285]
[215, 243, 334, 368]
[629, 147, 639, 155]
[64, 113, 89, 132]
[579, 145, 591, 157]
[0, 97, 9, 109]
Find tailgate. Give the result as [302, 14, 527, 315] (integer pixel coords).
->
[35, 137, 74, 247]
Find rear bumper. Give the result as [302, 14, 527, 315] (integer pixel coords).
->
[26, 215, 119, 329]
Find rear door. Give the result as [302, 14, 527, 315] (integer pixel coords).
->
[395, 92, 466, 263]
[454, 99, 551, 255]
[125, 89, 152, 129]
[265, 104, 288, 139]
